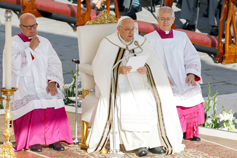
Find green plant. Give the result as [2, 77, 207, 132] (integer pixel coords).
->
[63, 69, 82, 106]
[202, 83, 237, 132]
[203, 83, 220, 128]
[0, 103, 3, 109]
[218, 107, 237, 132]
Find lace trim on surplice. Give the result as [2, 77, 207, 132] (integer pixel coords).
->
[47, 69, 63, 83]
[185, 63, 201, 72]
[21, 51, 27, 68]
[172, 86, 201, 100]
[11, 93, 63, 111]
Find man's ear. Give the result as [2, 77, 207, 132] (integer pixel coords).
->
[117, 26, 121, 33]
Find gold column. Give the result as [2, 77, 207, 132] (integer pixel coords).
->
[0, 87, 18, 158]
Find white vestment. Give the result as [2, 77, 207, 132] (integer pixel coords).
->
[2, 35, 65, 120]
[145, 30, 204, 107]
[87, 32, 185, 154]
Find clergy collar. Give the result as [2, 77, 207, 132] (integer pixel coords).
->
[117, 32, 134, 46]
[156, 28, 173, 39]
[17, 32, 32, 42]
[106, 32, 145, 50]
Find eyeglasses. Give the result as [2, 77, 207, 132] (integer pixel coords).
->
[21, 23, 38, 30]
[158, 18, 173, 22]
[119, 26, 136, 33]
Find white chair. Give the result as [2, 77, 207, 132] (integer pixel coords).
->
[77, 11, 118, 150]
[77, 11, 139, 151]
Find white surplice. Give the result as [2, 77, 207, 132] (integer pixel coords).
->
[145, 30, 204, 107]
[86, 32, 185, 154]
[2, 35, 65, 120]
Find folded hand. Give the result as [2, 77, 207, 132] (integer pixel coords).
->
[119, 66, 132, 75]
[137, 66, 147, 74]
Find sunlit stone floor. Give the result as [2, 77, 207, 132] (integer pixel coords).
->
[0, 112, 236, 158]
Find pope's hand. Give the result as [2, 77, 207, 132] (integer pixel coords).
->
[119, 66, 132, 74]
[168, 77, 174, 86]
[186, 74, 197, 86]
[137, 66, 147, 74]
[29, 31, 40, 51]
[46, 82, 58, 96]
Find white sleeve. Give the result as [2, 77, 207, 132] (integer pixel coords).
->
[46, 41, 64, 89]
[8, 42, 35, 77]
[183, 34, 202, 83]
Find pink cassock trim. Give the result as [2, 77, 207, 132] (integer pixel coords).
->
[13, 107, 73, 151]
[176, 102, 205, 139]
[17, 32, 31, 42]
[156, 28, 173, 39]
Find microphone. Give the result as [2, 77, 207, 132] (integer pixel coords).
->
[112, 41, 144, 70]
[134, 41, 143, 51]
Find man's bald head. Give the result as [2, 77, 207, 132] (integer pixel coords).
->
[117, 17, 135, 42]
[19, 13, 38, 37]
[19, 13, 36, 24]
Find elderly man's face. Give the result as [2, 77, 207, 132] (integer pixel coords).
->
[19, 15, 37, 37]
[157, 10, 175, 31]
[117, 19, 134, 42]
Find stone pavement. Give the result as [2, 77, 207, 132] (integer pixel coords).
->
[0, 0, 237, 143]
[0, 112, 237, 158]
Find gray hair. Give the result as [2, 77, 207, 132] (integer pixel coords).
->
[157, 6, 174, 18]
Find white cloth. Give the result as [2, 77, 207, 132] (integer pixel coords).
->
[117, 16, 132, 26]
[145, 30, 204, 107]
[86, 31, 185, 154]
[2, 35, 65, 120]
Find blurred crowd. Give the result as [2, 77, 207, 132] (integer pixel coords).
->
[81, 0, 237, 37]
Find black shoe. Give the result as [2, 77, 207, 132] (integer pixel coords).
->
[189, 136, 201, 141]
[183, 133, 201, 141]
[182, 22, 195, 31]
[138, 147, 148, 157]
[209, 26, 218, 36]
[124, 5, 142, 16]
[49, 142, 65, 151]
[149, 146, 166, 155]
[183, 132, 186, 139]
[31, 144, 42, 152]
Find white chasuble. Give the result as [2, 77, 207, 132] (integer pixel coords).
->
[87, 32, 185, 154]
[2, 35, 65, 120]
[145, 30, 204, 107]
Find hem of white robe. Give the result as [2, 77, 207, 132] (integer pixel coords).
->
[173, 144, 186, 154]
[11, 99, 65, 120]
[174, 93, 204, 107]
[119, 124, 162, 151]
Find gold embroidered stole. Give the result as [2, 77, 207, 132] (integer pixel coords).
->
[145, 63, 173, 155]
[93, 48, 173, 155]
[93, 47, 126, 153]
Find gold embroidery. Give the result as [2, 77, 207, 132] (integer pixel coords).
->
[86, 10, 118, 25]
